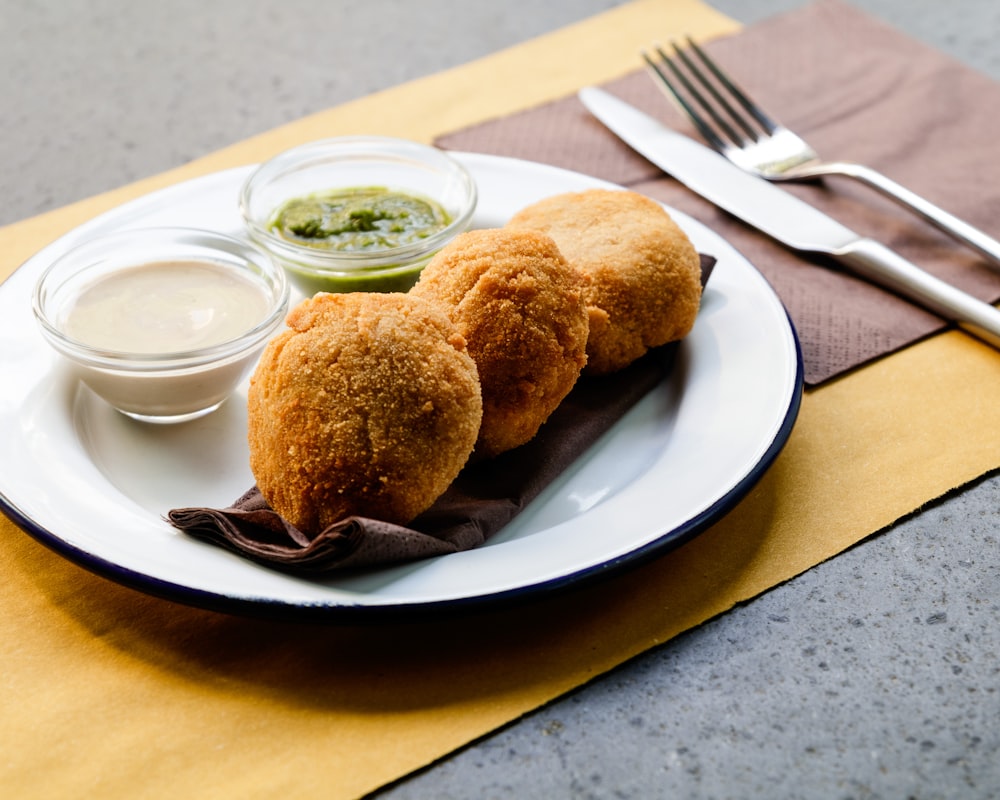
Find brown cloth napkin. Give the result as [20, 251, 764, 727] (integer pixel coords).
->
[436, 0, 1000, 385]
[168, 258, 714, 573]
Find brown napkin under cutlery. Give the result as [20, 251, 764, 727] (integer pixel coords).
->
[436, 0, 1000, 385]
[168, 259, 715, 573]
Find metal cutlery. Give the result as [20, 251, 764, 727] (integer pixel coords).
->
[642, 37, 1000, 268]
[578, 86, 1000, 350]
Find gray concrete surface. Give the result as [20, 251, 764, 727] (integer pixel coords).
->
[3, 1, 999, 798]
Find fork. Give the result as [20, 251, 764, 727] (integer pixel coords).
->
[642, 37, 1000, 268]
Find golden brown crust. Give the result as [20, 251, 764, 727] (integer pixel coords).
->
[506, 189, 702, 375]
[411, 228, 589, 458]
[247, 292, 482, 534]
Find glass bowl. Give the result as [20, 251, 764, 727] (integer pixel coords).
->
[239, 136, 477, 295]
[32, 226, 290, 424]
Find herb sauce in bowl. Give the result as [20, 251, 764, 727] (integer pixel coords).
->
[269, 187, 451, 252]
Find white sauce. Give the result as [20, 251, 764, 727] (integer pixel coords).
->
[63, 259, 271, 353]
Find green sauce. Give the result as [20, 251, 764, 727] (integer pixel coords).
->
[282, 261, 430, 295]
[269, 187, 451, 252]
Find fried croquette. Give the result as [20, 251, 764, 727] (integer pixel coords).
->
[247, 292, 482, 535]
[506, 188, 702, 375]
[411, 228, 588, 458]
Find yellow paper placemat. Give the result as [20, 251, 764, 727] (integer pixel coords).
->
[2, 2, 999, 798]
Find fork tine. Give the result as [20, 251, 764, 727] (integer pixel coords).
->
[644, 36, 783, 153]
[641, 47, 730, 152]
[669, 41, 759, 141]
[682, 36, 778, 135]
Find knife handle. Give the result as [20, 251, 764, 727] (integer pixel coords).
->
[833, 238, 1000, 349]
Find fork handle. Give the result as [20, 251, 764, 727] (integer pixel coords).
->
[793, 161, 1000, 268]
[834, 238, 1000, 349]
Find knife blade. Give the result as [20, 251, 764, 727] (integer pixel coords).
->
[578, 86, 1000, 350]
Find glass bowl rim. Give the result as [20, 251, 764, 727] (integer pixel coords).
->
[31, 225, 290, 370]
[238, 135, 478, 272]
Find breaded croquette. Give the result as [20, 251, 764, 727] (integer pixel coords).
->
[411, 228, 589, 458]
[506, 189, 702, 375]
[247, 292, 482, 534]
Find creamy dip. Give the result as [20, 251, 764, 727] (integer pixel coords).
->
[62, 259, 271, 353]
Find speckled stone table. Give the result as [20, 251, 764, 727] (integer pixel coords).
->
[2, 2, 998, 798]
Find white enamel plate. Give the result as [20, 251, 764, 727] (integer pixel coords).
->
[0, 155, 802, 620]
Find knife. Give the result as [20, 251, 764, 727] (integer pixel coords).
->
[578, 86, 1000, 350]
